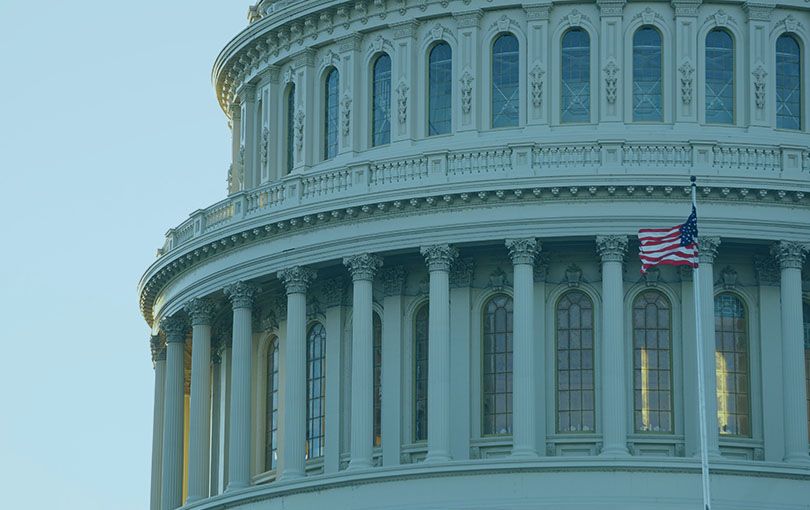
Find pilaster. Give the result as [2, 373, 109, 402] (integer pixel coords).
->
[524, 3, 551, 125]
[291, 50, 316, 171]
[597, 0, 625, 122]
[229, 103, 243, 193]
[454, 10, 482, 132]
[380, 267, 406, 466]
[337, 34, 363, 155]
[239, 85, 258, 189]
[391, 20, 419, 142]
[671, 0, 700, 123]
[743, 2, 773, 127]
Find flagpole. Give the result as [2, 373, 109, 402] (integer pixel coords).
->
[691, 176, 712, 510]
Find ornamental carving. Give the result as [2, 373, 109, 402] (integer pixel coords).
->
[370, 34, 390, 53]
[380, 266, 407, 295]
[278, 266, 317, 295]
[752, 64, 767, 109]
[150, 335, 166, 364]
[697, 236, 721, 263]
[565, 263, 583, 287]
[321, 50, 340, 71]
[530, 64, 544, 108]
[596, 235, 628, 262]
[260, 127, 269, 169]
[488, 267, 509, 288]
[260, 310, 279, 332]
[450, 257, 475, 287]
[224, 281, 259, 308]
[344, 253, 383, 281]
[678, 59, 694, 105]
[720, 266, 738, 289]
[506, 238, 539, 265]
[340, 92, 352, 136]
[772, 241, 808, 270]
[779, 15, 802, 33]
[460, 70, 474, 114]
[426, 23, 447, 43]
[272, 295, 288, 319]
[534, 253, 550, 282]
[711, 9, 733, 27]
[355, 1, 368, 24]
[644, 266, 661, 286]
[294, 108, 305, 153]
[754, 256, 780, 285]
[562, 9, 590, 28]
[492, 14, 519, 32]
[184, 298, 216, 326]
[421, 244, 458, 272]
[307, 297, 322, 317]
[160, 315, 188, 343]
[603, 59, 619, 104]
[283, 67, 294, 84]
[238, 145, 245, 186]
[322, 277, 348, 306]
[634, 7, 663, 25]
[396, 80, 409, 124]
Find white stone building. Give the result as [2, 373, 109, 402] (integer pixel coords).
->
[140, 0, 810, 508]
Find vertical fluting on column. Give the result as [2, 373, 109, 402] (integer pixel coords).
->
[150, 336, 166, 510]
[697, 236, 721, 455]
[160, 316, 188, 510]
[595, 235, 630, 456]
[506, 238, 540, 457]
[209, 347, 222, 496]
[420, 244, 458, 463]
[184, 299, 216, 502]
[344, 254, 383, 470]
[773, 241, 810, 464]
[277, 266, 316, 480]
[224, 282, 259, 491]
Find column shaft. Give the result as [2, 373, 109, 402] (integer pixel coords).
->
[427, 270, 451, 462]
[186, 322, 212, 501]
[349, 278, 374, 469]
[512, 262, 537, 456]
[226, 306, 253, 490]
[209, 353, 222, 495]
[160, 324, 186, 510]
[150, 348, 166, 510]
[696, 240, 720, 456]
[281, 291, 307, 478]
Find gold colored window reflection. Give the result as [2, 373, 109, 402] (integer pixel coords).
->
[714, 294, 750, 436]
[632, 291, 672, 432]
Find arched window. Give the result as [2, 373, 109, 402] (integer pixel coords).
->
[556, 291, 595, 432]
[373, 311, 383, 447]
[633, 27, 663, 122]
[323, 69, 339, 160]
[306, 323, 327, 458]
[705, 29, 734, 124]
[482, 294, 513, 435]
[632, 291, 673, 433]
[285, 84, 295, 174]
[776, 34, 802, 130]
[414, 303, 429, 441]
[561, 28, 590, 123]
[372, 54, 391, 147]
[428, 42, 452, 136]
[803, 300, 810, 441]
[265, 337, 279, 471]
[492, 33, 519, 128]
[714, 293, 750, 437]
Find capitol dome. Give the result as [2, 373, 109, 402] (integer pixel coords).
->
[141, 0, 810, 508]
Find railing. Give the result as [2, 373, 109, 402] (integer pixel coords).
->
[161, 140, 809, 255]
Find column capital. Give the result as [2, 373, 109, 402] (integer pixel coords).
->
[229, 102, 241, 118]
[160, 316, 188, 343]
[772, 241, 808, 270]
[743, 1, 773, 22]
[597, 0, 626, 17]
[596, 235, 628, 263]
[506, 238, 540, 265]
[184, 298, 217, 326]
[420, 244, 458, 272]
[670, 0, 701, 17]
[224, 281, 259, 308]
[277, 266, 316, 295]
[343, 253, 383, 282]
[523, 2, 552, 21]
[697, 236, 721, 263]
[150, 335, 166, 364]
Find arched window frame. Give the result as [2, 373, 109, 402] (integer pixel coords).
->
[704, 28, 735, 125]
[713, 292, 752, 438]
[284, 83, 296, 174]
[370, 53, 392, 147]
[426, 41, 453, 137]
[306, 322, 327, 458]
[631, 25, 665, 123]
[322, 67, 340, 160]
[775, 32, 803, 131]
[412, 301, 430, 442]
[559, 27, 592, 124]
[481, 293, 514, 436]
[490, 32, 521, 129]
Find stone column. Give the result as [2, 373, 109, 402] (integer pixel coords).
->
[773, 241, 810, 464]
[380, 267, 407, 466]
[420, 244, 458, 462]
[209, 347, 222, 495]
[224, 282, 258, 491]
[150, 337, 166, 510]
[697, 236, 721, 455]
[160, 316, 187, 510]
[229, 103, 242, 194]
[277, 266, 316, 479]
[240, 85, 258, 189]
[344, 254, 383, 470]
[506, 239, 540, 457]
[596, 235, 630, 456]
[184, 298, 216, 503]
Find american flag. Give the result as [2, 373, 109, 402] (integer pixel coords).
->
[638, 206, 699, 274]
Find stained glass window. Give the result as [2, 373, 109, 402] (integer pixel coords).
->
[556, 291, 595, 432]
[705, 29, 734, 124]
[492, 34, 519, 128]
[414, 303, 429, 441]
[776, 34, 801, 130]
[306, 323, 326, 458]
[373, 311, 383, 447]
[561, 28, 590, 123]
[632, 292, 673, 432]
[286, 85, 295, 174]
[483, 294, 513, 435]
[372, 54, 391, 147]
[323, 69, 339, 159]
[633, 27, 663, 122]
[714, 294, 750, 437]
[428, 43, 452, 136]
[265, 338, 279, 471]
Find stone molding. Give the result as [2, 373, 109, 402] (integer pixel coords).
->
[596, 235, 628, 263]
[184, 298, 216, 326]
[322, 277, 348, 307]
[380, 266, 407, 296]
[506, 238, 540, 266]
[772, 241, 808, 270]
[697, 236, 721, 264]
[754, 256, 780, 286]
[450, 258, 475, 287]
[278, 266, 317, 295]
[224, 281, 259, 309]
[160, 315, 188, 343]
[420, 244, 458, 272]
[343, 253, 383, 281]
[150, 335, 166, 363]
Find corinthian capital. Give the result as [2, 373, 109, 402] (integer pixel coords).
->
[697, 236, 721, 264]
[150, 335, 166, 363]
[596, 235, 628, 263]
[343, 253, 383, 282]
[506, 238, 540, 265]
[277, 266, 317, 295]
[420, 244, 458, 272]
[771, 241, 808, 270]
[160, 315, 188, 343]
[184, 298, 217, 326]
[224, 281, 259, 309]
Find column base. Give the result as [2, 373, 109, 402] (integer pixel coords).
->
[510, 446, 539, 458]
[278, 469, 305, 482]
[346, 458, 374, 471]
[783, 453, 810, 466]
[224, 481, 249, 493]
[599, 446, 631, 457]
[424, 450, 452, 463]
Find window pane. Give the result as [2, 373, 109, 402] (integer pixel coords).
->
[776, 34, 802, 130]
[265, 338, 279, 470]
[714, 294, 750, 436]
[428, 43, 452, 136]
[286, 85, 295, 174]
[632, 292, 673, 432]
[492, 34, 519, 128]
[372, 55, 391, 146]
[482, 295, 514, 435]
[373, 312, 383, 447]
[557, 292, 595, 432]
[561, 28, 590, 123]
[323, 69, 339, 159]
[414, 304, 429, 441]
[633, 27, 663, 122]
[705, 29, 734, 124]
[307, 323, 327, 457]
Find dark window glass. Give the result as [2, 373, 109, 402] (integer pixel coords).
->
[705, 29, 734, 124]
[372, 54, 391, 147]
[776, 34, 801, 130]
[803, 301, 810, 442]
[633, 27, 663, 122]
[492, 34, 519, 128]
[482, 294, 514, 435]
[265, 338, 279, 471]
[428, 43, 452, 136]
[714, 294, 750, 437]
[414, 303, 429, 441]
[306, 323, 326, 458]
[556, 291, 595, 432]
[632, 292, 673, 433]
[561, 28, 590, 123]
[286, 85, 295, 174]
[373, 311, 383, 447]
[324, 69, 339, 159]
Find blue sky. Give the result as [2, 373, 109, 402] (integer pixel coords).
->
[0, 2, 245, 508]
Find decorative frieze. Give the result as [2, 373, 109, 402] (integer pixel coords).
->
[743, 2, 773, 22]
[596, 235, 628, 263]
[421, 244, 458, 272]
[344, 253, 384, 281]
[184, 298, 216, 326]
[597, 0, 626, 17]
[224, 281, 259, 308]
[679, 60, 694, 105]
[380, 266, 407, 295]
[278, 266, 317, 295]
[524, 3, 551, 21]
[454, 9, 482, 28]
[671, 0, 701, 17]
